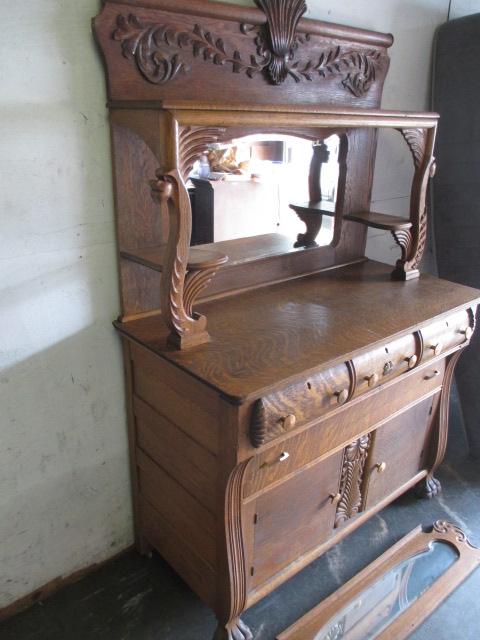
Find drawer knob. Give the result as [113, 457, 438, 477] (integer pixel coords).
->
[424, 369, 441, 381]
[375, 462, 387, 474]
[430, 343, 443, 356]
[460, 327, 473, 341]
[280, 414, 296, 430]
[329, 493, 342, 506]
[278, 451, 290, 463]
[365, 373, 379, 388]
[334, 389, 349, 405]
[405, 355, 418, 369]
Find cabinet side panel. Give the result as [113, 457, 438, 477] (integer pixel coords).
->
[134, 395, 217, 512]
[141, 497, 217, 608]
[130, 343, 220, 454]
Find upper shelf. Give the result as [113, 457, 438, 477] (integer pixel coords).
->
[121, 245, 228, 273]
[344, 211, 413, 231]
[120, 234, 311, 274]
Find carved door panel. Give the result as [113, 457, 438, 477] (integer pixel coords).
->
[251, 449, 343, 588]
[364, 395, 439, 508]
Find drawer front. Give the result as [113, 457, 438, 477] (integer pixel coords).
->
[352, 333, 419, 398]
[250, 362, 351, 447]
[244, 359, 446, 498]
[364, 395, 439, 508]
[251, 449, 343, 589]
[420, 309, 472, 362]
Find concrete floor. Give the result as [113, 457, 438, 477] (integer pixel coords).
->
[2, 418, 479, 639]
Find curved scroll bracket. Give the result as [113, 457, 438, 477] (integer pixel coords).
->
[151, 169, 226, 349]
[392, 126, 437, 281]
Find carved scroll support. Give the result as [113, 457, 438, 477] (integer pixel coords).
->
[392, 126, 437, 281]
[214, 460, 254, 640]
[150, 121, 228, 349]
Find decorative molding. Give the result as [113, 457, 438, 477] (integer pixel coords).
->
[112, 10, 386, 94]
[433, 520, 476, 548]
[253, 0, 307, 84]
[178, 126, 226, 182]
[113, 14, 270, 84]
[335, 433, 372, 527]
[250, 398, 267, 448]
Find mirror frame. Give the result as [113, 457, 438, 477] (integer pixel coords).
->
[277, 520, 480, 640]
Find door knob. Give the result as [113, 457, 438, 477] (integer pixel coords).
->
[375, 462, 387, 474]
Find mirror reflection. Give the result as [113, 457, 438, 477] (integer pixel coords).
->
[188, 134, 340, 251]
[314, 541, 458, 640]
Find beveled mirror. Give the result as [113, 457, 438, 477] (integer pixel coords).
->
[187, 132, 342, 251]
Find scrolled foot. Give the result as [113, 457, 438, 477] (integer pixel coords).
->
[213, 617, 253, 640]
[416, 475, 442, 499]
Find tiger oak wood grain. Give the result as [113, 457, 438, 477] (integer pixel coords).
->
[93, 2, 480, 638]
[116, 260, 480, 402]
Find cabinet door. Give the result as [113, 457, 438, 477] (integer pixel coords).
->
[251, 449, 343, 588]
[365, 395, 438, 508]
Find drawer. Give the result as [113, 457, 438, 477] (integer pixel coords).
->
[249, 362, 351, 447]
[364, 394, 439, 509]
[352, 333, 419, 398]
[420, 309, 472, 362]
[250, 449, 343, 589]
[244, 359, 446, 498]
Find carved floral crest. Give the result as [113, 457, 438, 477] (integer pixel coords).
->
[112, 0, 386, 96]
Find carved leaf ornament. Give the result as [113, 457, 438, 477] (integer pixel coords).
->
[112, 2, 386, 95]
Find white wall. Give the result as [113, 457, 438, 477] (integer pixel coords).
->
[1, 0, 478, 611]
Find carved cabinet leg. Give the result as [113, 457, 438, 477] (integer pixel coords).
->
[416, 474, 442, 499]
[416, 351, 462, 500]
[213, 618, 253, 640]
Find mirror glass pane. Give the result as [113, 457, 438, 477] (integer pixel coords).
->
[188, 134, 340, 251]
[314, 541, 458, 640]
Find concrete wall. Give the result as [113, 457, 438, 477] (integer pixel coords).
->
[1, 0, 478, 611]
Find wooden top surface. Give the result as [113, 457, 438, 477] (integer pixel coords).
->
[116, 261, 480, 403]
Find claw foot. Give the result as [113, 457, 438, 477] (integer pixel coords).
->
[416, 475, 442, 499]
[214, 618, 253, 640]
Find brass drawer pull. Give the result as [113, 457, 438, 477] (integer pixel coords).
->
[430, 343, 443, 356]
[459, 327, 473, 341]
[375, 462, 387, 474]
[365, 373, 379, 388]
[334, 389, 349, 405]
[329, 493, 342, 506]
[405, 355, 418, 369]
[259, 451, 290, 470]
[424, 369, 441, 380]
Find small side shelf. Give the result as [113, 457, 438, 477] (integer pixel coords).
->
[289, 200, 336, 217]
[120, 245, 228, 273]
[344, 211, 412, 231]
[289, 200, 336, 248]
